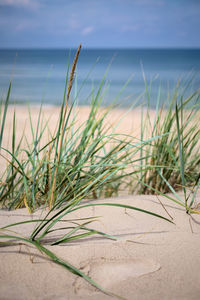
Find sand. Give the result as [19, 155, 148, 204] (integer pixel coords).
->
[1, 194, 200, 300]
[0, 106, 200, 300]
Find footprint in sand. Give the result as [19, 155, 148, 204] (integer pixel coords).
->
[75, 257, 160, 293]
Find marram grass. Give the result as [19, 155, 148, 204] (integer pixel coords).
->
[135, 78, 200, 214]
[0, 45, 199, 298]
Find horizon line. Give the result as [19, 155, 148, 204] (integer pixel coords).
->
[0, 46, 200, 50]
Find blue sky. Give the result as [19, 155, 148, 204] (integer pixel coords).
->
[0, 0, 200, 48]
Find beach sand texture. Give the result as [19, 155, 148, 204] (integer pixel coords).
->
[0, 106, 200, 300]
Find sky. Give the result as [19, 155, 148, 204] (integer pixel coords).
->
[0, 0, 200, 49]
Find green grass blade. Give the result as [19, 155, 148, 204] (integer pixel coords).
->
[0, 82, 11, 149]
[68, 202, 174, 223]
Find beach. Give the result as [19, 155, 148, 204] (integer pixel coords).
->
[0, 106, 200, 300]
[0, 105, 144, 172]
[1, 193, 200, 300]
[1, 1, 200, 298]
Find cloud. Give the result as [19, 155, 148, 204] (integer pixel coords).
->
[15, 19, 39, 31]
[0, 0, 27, 4]
[0, 0, 39, 8]
[81, 26, 94, 36]
[0, 0, 200, 48]
[68, 16, 81, 31]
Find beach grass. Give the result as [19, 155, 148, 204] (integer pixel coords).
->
[0, 45, 199, 297]
[0, 53, 154, 211]
[136, 79, 200, 213]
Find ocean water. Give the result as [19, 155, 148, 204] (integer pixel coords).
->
[0, 48, 200, 107]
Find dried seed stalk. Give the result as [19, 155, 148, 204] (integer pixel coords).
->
[49, 44, 82, 209]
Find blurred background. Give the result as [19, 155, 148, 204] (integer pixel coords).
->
[0, 0, 200, 107]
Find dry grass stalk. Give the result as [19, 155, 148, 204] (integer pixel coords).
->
[63, 44, 82, 123]
[49, 44, 82, 209]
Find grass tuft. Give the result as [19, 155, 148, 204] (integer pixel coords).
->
[0, 46, 199, 298]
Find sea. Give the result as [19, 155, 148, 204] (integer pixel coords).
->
[0, 48, 200, 108]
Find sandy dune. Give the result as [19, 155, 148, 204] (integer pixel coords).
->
[1, 193, 200, 300]
[0, 106, 200, 300]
